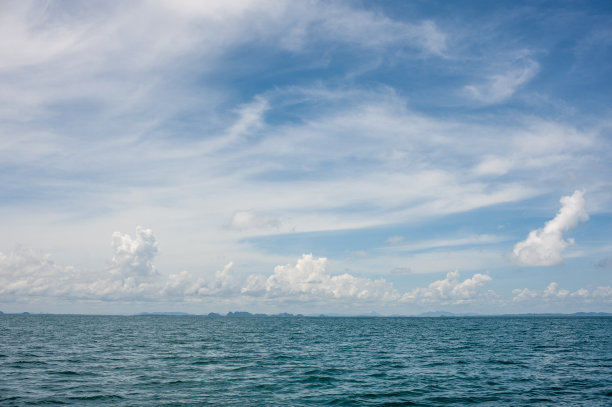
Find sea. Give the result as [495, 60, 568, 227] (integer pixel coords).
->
[1, 315, 611, 406]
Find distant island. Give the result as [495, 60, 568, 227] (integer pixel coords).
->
[132, 311, 612, 318]
[2, 310, 610, 317]
[136, 311, 305, 317]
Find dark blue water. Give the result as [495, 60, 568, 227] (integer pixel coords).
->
[1, 315, 610, 406]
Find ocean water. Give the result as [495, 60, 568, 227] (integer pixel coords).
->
[1, 315, 611, 406]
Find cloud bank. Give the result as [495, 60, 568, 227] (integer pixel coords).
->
[513, 190, 589, 266]
[513, 282, 612, 305]
[402, 271, 493, 305]
[241, 254, 399, 302]
[1, 227, 610, 311]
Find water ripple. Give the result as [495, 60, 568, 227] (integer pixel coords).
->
[1, 315, 611, 406]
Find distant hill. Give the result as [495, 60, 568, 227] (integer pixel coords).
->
[414, 311, 480, 317]
[6, 310, 609, 317]
[226, 311, 303, 317]
[136, 312, 192, 316]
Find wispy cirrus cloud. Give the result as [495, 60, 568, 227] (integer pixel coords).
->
[1, 2, 611, 314]
[464, 56, 539, 104]
[228, 210, 280, 231]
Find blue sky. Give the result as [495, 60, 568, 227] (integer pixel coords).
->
[0, 0, 611, 314]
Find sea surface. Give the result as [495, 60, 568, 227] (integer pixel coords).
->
[1, 315, 611, 406]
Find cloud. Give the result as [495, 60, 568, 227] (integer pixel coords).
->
[228, 210, 280, 231]
[163, 262, 239, 298]
[386, 235, 404, 245]
[0, 246, 157, 301]
[110, 226, 159, 279]
[465, 57, 539, 104]
[401, 270, 492, 304]
[0, 227, 163, 301]
[473, 156, 513, 176]
[512, 282, 612, 304]
[387, 234, 506, 253]
[0, 246, 78, 298]
[3, 229, 610, 311]
[241, 254, 400, 302]
[0, 234, 398, 304]
[513, 190, 589, 266]
[307, 9, 446, 55]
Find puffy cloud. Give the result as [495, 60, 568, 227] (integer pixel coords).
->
[0, 238, 399, 304]
[110, 226, 159, 279]
[3, 226, 609, 310]
[401, 271, 492, 304]
[0, 245, 157, 301]
[513, 190, 589, 266]
[512, 282, 612, 304]
[163, 262, 240, 298]
[0, 227, 161, 301]
[0, 246, 77, 298]
[241, 254, 400, 302]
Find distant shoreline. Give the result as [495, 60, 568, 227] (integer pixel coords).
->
[2, 311, 611, 317]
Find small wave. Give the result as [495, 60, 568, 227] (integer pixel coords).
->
[67, 394, 124, 401]
[50, 370, 79, 376]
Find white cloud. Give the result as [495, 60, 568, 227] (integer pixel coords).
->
[0, 236, 398, 304]
[0, 246, 77, 298]
[387, 234, 506, 253]
[228, 210, 280, 231]
[109, 226, 159, 279]
[513, 190, 589, 266]
[3, 229, 610, 311]
[308, 9, 446, 55]
[163, 262, 239, 298]
[512, 282, 612, 304]
[386, 236, 404, 245]
[401, 271, 492, 304]
[241, 254, 400, 302]
[473, 156, 513, 176]
[465, 57, 539, 104]
[383, 248, 504, 274]
[0, 227, 161, 301]
[0, 244, 158, 301]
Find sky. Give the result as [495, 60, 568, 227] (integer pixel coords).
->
[0, 0, 611, 315]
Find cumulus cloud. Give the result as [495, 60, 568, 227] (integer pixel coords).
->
[110, 226, 159, 279]
[513, 190, 589, 266]
[0, 246, 78, 298]
[2, 224, 608, 312]
[163, 262, 240, 298]
[3, 233, 611, 311]
[0, 227, 161, 301]
[241, 254, 400, 302]
[401, 270, 492, 304]
[512, 282, 612, 304]
[0, 245, 157, 301]
[0, 235, 398, 304]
